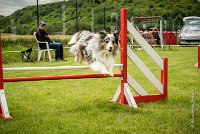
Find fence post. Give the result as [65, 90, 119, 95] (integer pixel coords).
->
[36, 0, 39, 27]
[104, 7, 106, 29]
[75, 1, 78, 32]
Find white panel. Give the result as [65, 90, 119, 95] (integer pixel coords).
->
[0, 90, 10, 118]
[128, 74, 148, 96]
[112, 85, 120, 102]
[124, 83, 138, 108]
[128, 47, 163, 93]
[127, 20, 163, 69]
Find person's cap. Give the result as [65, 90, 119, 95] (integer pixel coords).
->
[39, 21, 46, 26]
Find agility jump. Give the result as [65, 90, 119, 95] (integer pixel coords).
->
[0, 8, 168, 120]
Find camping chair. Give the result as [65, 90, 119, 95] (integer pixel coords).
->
[34, 32, 54, 62]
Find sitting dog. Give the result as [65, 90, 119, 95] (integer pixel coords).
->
[68, 30, 119, 76]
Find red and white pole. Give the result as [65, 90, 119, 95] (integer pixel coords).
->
[198, 46, 200, 69]
[0, 33, 3, 118]
[3, 73, 122, 82]
[120, 8, 128, 105]
[0, 33, 12, 120]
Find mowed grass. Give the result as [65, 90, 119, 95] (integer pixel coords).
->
[0, 47, 200, 134]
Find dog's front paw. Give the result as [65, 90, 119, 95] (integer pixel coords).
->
[109, 73, 114, 77]
[108, 68, 114, 77]
[102, 70, 110, 76]
[103, 72, 114, 77]
[103, 74, 111, 77]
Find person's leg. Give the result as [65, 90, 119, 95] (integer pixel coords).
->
[59, 43, 64, 60]
[49, 43, 61, 60]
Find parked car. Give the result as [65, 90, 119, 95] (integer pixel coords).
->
[178, 16, 200, 45]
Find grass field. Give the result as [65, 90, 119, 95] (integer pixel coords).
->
[0, 46, 200, 134]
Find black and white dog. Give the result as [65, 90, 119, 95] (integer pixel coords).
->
[68, 30, 119, 76]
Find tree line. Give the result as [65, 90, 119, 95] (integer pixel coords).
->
[0, 0, 199, 35]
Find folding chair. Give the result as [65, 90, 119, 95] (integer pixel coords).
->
[34, 32, 54, 62]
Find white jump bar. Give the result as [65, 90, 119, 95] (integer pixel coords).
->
[3, 64, 123, 71]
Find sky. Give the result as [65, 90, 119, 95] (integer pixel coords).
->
[0, 0, 65, 16]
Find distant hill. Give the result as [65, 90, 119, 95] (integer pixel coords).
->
[0, 0, 200, 35]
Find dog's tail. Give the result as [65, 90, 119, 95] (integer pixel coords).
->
[68, 32, 80, 46]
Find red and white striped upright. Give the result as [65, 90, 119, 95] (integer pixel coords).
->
[195, 45, 200, 68]
[112, 9, 138, 108]
[112, 8, 168, 107]
[198, 46, 200, 69]
[119, 8, 127, 105]
[0, 33, 12, 120]
[161, 58, 168, 100]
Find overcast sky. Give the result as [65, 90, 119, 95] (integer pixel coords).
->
[0, 0, 65, 16]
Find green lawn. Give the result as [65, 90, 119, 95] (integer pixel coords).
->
[0, 47, 199, 134]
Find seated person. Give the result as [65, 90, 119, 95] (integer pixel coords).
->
[36, 21, 65, 61]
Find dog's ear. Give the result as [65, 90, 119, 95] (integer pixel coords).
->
[113, 31, 119, 44]
[99, 30, 107, 39]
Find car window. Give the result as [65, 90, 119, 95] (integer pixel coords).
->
[189, 20, 200, 25]
[182, 25, 200, 32]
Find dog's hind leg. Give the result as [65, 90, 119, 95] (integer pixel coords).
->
[68, 32, 80, 46]
[89, 61, 110, 76]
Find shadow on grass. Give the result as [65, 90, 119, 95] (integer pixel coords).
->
[64, 99, 145, 116]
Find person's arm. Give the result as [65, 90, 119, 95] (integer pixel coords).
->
[36, 31, 53, 43]
[36, 32, 47, 42]
[44, 31, 54, 43]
